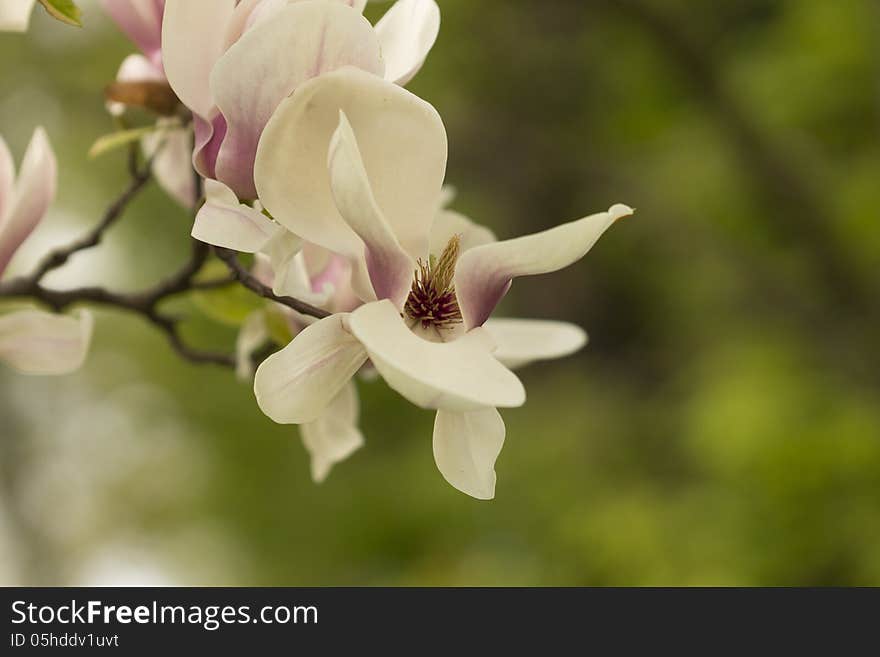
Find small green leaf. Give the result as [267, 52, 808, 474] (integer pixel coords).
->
[192, 262, 264, 327]
[264, 306, 295, 346]
[38, 0, 83, 27]
[88, 126, 158, 160]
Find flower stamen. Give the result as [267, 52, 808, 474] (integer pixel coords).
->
[404, 235, 463, 329]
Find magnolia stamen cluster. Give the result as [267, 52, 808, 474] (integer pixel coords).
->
[404, 235, 462, 329]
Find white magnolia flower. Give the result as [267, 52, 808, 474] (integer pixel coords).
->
[235, 234, 365, 483]
[0, 0, 37, 32]
[0, 128, 93, 375]
[162, 0, 440, 220]
[250, 68, 632, 499]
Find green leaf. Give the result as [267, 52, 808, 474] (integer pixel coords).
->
[38, 0, 83, 27]
[264, 306, 294, 346]
[191, 262, 264, 327]
[88, 126, 158, 160]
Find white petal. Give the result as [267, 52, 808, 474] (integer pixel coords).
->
[144, 121, 197, 208]
[329, 110, 413, 307]
[300, 381, 364, 483]
[254, 313, 367, 424]
[347, 300, 525, 411]
[0, 128, 56, 276]
[0, 0, 36, 32]
[483, 318, 587, 369]
[162, 0, 237, 118]
[375, 0, 440, 86]
[191, 179, 280, 252]
[433, 407, 505, 500]
[429, 209, 496, 257]
[455, 204, 633, 329]
[235, 310, 269, 381]
[210, 1, 384, 200]
[0, 309, 93, 375]
[255, 67, 446, 269]
[0, 134, 13, 221]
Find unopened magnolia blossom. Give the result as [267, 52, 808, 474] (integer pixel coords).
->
[162, 0, 439, 246]
[246, 68, 632, 499]
[0, 129, 92, 375]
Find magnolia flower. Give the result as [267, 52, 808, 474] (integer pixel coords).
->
[0, 0, 37, 31]
[101, 0, 197, 208]
[250, 68, 632, 499]
[0, 129, 92, 375]
[163, 0, 440, 241]
[235, 235, 365, 482]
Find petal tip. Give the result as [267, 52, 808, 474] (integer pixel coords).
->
[609, 203, 634, 221]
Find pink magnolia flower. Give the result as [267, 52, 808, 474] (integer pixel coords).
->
[0, 129, 92, 375]
[161, 0, 440, 241]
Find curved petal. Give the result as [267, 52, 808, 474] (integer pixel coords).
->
[375, 0, 440, 86]
[192, 113, 226, 181]
[235, 310, 268, 381]
[429, 209, 496, 257]
[300, 381, 364, 483]
[0, 128, 56, 276]
[101, 0, 165, 65]
[433, 407, 504, 500]
[483, 318, 587, 370]
[210, 1, 384, 200]
[0, 135, 14, 221]
[329, 110, 413, 307]
[254, 313, 367, 424]
[348, 300, 525, 411]
[0, 309, 92, 375]
[143, 121, 197, 208]
[456, 204, 633, 329]
[162, 0, 236, 118]
[255, 67, 446, 267]
[0, 0, 36, 32]
[191, 179, 280, 252]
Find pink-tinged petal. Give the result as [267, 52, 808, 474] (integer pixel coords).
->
[143, 120, 197, 208]
[256, 67, 446, 268]
[0, 0, 37, 32]
[433, 407, 504, 500]
[162, 0, 236, 119]
[329, 110, 413, 308]
[300, 381, 364, 483]
[254, 313, 368, 424]
[0, 135, 13, 221]
[456, 204, 633, 329]
[0, 309, 92, 375]
[0, 128, 56, 277]
[191, 179, 280, 251]
[211, 2, 383, 201]
[483, 319, 587, 370]
[347, 300, 525, 411]
[101, 0, 165, 66]
[429, 209, 496, 257]
[192, 112, 226, 181]
[375, 0, 440, 86]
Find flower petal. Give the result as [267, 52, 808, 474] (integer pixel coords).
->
[0, 309, 92, 375]
[0, 0, 37, 32]
[329, 110, 414, 307]
[348, 300, 525, 411]
[483, 318, 587, 370]
[162, 0, 236, 119]
[301, 381, 364, 483]
[255, 67, 446, 269]
[254, 313, 367, 424]
[191, 179, 280, 252]
[375, 0, 440, 86]
[143, 120, 197, 208]
[433, 406, 504, 500]
[0, 134, 13, 221]
[101, 0, 165, 65]
[0, 128, 56, 276]
[456, 204, 633, 329]
[235, 310, 268, 381]
[210, 1, 384, 200]
[429, 209, 496, 257]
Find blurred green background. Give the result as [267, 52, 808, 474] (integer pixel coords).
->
[1, 0, 879, 585]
